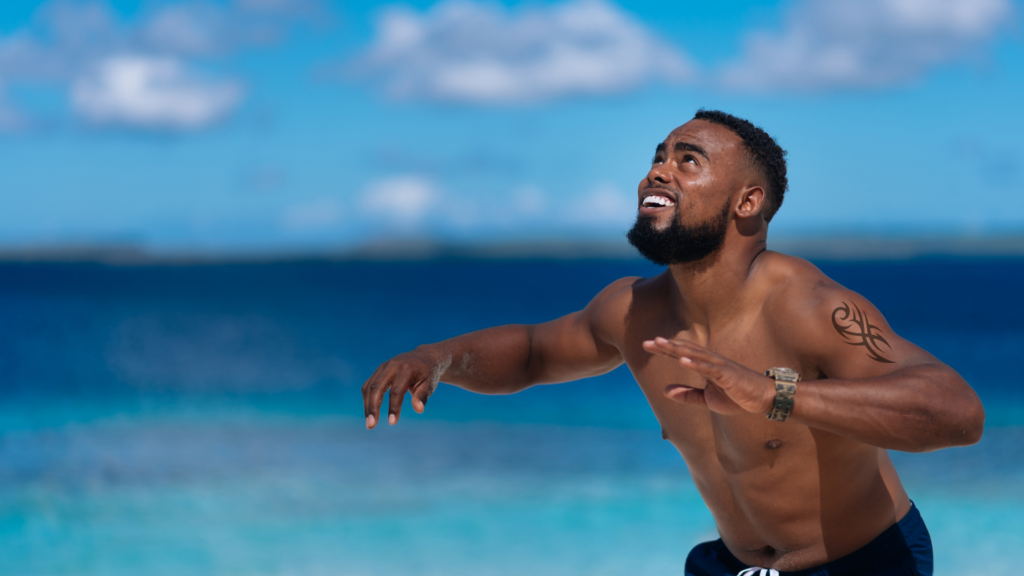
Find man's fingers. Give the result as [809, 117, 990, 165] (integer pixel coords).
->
[387, 370, 418, 425]
[365, 369, 396, 429]
[362, 351, 443, 429]
[643, 338, 731, 382]
[411, 380, 436, 414]
[643, 337, 718, 361]
[664, 385, 707, 407]
[679, 356, 727, 380]
[362, 365, 386, 423]
[642, 338, 682, 358]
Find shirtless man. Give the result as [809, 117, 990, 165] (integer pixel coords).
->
[361, 110, 984, 576]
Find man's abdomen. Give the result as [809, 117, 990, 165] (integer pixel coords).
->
[671, 417, 910, 571]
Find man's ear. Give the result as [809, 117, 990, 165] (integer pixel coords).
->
[736, 186, 765, 218]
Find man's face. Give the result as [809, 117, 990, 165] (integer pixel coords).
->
[627, 120, 747, 265]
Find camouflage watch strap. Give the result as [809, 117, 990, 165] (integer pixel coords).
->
[764, 367, 800, 422]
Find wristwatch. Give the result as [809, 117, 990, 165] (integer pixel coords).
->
[764, 367, 800, 422]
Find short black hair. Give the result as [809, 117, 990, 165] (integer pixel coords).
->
[693, 109, 788, 223]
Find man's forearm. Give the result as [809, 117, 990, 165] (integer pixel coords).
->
[417, 324, 536, 395]
[791, 364, 985, 452]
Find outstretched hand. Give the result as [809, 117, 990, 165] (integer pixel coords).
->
[361, 348, 444, 429]
[643, 337, 775, 416]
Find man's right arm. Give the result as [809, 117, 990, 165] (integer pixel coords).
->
[361, 277, 635, 429]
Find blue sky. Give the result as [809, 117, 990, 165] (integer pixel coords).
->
[0, 0, 1021, 251]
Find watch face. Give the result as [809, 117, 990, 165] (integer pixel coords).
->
[769, 367, 801, 382]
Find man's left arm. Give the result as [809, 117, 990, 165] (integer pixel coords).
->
[645, 286, 985, 452]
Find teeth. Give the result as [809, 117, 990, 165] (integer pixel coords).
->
[643, 195, 675, 207]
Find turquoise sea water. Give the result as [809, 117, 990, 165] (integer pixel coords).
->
[1, 259, 1022, 575]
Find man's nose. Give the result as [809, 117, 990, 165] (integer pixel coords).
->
[646, 162, 672, 185]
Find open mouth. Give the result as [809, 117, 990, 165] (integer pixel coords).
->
[642, 195, 676, 208]
[641, 190, 677, 209]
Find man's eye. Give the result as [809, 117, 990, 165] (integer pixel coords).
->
[683, 155, 697, 164]
[653, 156, 664, 164]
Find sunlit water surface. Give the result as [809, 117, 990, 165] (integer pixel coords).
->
[1, 259, 1021, 576]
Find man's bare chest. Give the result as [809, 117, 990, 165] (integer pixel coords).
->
[621, 312, 797, 392]
[617, 316, 812, 462]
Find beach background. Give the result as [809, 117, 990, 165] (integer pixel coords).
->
[2, 257, 1023, 576]
[2, 1, 1023, 575]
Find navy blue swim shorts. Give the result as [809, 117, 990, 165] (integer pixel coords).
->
[684, 502, 933, 576]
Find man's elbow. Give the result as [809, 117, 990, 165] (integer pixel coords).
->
[932, 371, 985, 448]
[908, 393, 985, 453]
[931, 395, 985, 450]
[954, 397, 985, 446]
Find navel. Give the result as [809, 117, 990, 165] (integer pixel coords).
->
[765, 439, 783, 450]
[661, 427, 669, 440]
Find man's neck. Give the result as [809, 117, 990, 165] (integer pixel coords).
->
[665, 234, 767, 331]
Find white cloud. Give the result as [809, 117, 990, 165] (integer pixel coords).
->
[71, 55, 242, 130]
[362, 176, 438, 224]
[357, 0, 694, 104]
[352, 179, 635, 236]
[0, 105, 24, 131]
[0, 0, 319, 132]
[141, 0, 323, 55]
[512, 185, 548, 216]
[236, 0, 322, 15]
[569, 183, 633, 224]
[283, 197, 343, 230]
[721, 0, 1013, 92]
[0, 83, 29, 131]
[142, 4, 227, 56]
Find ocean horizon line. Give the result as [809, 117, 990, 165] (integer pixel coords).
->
[3, 235, 1024, 264]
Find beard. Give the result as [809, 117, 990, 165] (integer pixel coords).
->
[627, 200, 731, 266]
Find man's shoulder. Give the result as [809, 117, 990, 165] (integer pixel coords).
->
[596, 271, 673, 303]
[756, 251, 856, 329]
[755, 252, 932, 380]
[584, 273, 666, 329]
[588, 275, 646, 313]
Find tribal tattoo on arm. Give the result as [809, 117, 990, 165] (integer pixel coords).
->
[831, 302, 895, 364]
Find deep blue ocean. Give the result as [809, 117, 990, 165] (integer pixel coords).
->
[1, 258, 1022, 575]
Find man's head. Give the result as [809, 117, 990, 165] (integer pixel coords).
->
[627, 110, 788, 266]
